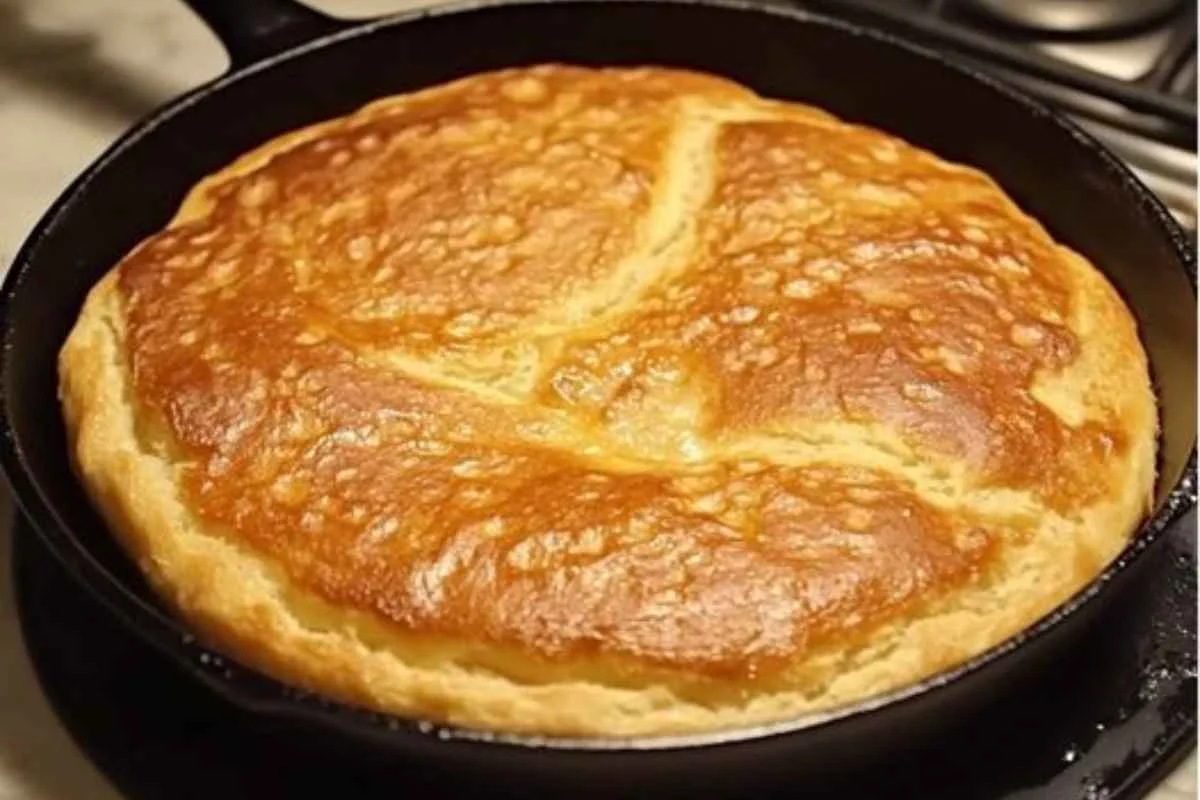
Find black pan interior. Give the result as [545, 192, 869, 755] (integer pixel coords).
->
[0, 0, 1194, 777]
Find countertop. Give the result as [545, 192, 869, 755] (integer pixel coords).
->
[0, 1, 1193, 797]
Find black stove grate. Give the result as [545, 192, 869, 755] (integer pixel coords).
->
[790, 0, 1198, 230]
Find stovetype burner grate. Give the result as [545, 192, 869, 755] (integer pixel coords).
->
[790, 0, 1198, 231]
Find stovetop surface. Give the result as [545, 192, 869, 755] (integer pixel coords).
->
[815, 0, 1196, 85]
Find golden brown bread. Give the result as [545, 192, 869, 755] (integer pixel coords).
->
[59, 65, 1156, 737]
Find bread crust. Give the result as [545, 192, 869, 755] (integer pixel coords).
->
[59, 65, 1156, 737]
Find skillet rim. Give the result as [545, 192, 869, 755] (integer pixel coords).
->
[0, 0, 1195, 753]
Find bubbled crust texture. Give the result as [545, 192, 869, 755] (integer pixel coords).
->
[60, 65, 1156, 737]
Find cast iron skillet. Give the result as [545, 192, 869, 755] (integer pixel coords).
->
[0, 0, 1195, 793]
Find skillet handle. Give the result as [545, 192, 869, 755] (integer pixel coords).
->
[179, 0, 344, 69]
